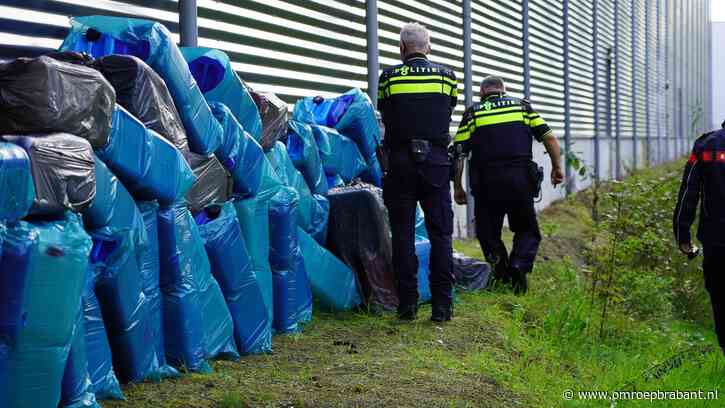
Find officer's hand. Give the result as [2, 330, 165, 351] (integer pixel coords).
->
[551, 167, 564, 186]
[679, 242, 694, 255]
[454, 187, 468, 205]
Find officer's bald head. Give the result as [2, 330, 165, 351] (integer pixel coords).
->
[400, 23, 431, 59]
[480, 76, 506, 96]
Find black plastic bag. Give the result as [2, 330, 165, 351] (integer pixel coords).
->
[3, 133, 96, 216]
[0, 56, 115, 149]
[92, 54, 189, 152]
[326, 183, 397, 311]
[184, 152, 232, 212]
[452, 252, 491, 292]
[253, 92, 288, 151]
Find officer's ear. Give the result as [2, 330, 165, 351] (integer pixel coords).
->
[400, 43, 406, 60]
[425, 43, 432, 55]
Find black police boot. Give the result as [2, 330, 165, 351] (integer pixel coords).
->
[489, 261, 513, 289]
[430, 304, 453, 323]
[397, 304, 418, 321]
[510, 267, 529, 295]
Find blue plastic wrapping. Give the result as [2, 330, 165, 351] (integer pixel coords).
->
[0, 143, 35, 222]
[266, 142, 329, 243]
[90, 232, 161, 384]
[293, 89, 382, 186]
[180, 47, 263, 141]
[286, 121, 329, 195]
[311, 125, 367, 183]
[209, 102, 265, 198]
[298, 227, 361, 311]
[60, 310, 100, 408]
[196, 202, 271, 354]
[415, 237, 432, 304]
[158, 202, 238, 372]
[60, 16, 224, 155]
[327, 174, 344, 188]
[137, 201, 178, 378]
[82, 268, 124, 401]
[269, 188, 313, 332]
[233, 197, 274, 341]
[99, 105, 196, 204]
[415, 205, 428, 239]
[2, 214, 91, 408]
[0, 222, 36, 405]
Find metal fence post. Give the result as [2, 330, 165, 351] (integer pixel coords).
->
[655, 0, 661, 164]
[631, 0, 638, 170]
[614, 0, 622, 179]
[366, 0, 379, 106]
[463, 0, 474, 239]
[178, 0, 198, 47]
[563, 0, 572, 192]
[645, 0, 651, 166]
[592, 0, 601, 180]
[523, 0, 531, 99]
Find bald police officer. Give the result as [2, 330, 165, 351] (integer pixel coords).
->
[452, 76, 563, 294]
[378, 23, 457, 322]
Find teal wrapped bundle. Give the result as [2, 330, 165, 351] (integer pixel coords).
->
[209, 102, 265, 198]
[286, 121, 329, 195]
[196, 202, 272, 354]
[269, 188, 312, 333]
[2, 214, 91, 408]
[310, 125, 367, 183]
[266, 142, 329, 243]
[99, 105, 196, 204]
[0, 143, 35, 222]
[158, 202, 238, 372]
[81, 269, 124, 401]
[298, 227, 361, 311]
[292, 89, 382, 186]
[137, 201, 178, 378]
[180, 47, 263, 141]
[60, 16, 224, 155]
[60, 309, 100, 408]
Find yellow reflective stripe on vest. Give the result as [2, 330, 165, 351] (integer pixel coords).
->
[529, 117, 546, 127]
[454, 128, 471, 143]
[474, 111, 525, 127]
[387, 74, 456, 85]
[388, 82, 454, 96]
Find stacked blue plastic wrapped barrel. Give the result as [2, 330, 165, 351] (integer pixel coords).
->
[0, 16, 435, 407]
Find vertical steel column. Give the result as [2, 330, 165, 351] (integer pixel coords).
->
[592, 0, 601, 180]
[664, 0, 669, 161]
[563, 0, 572, 192]
[464, 0, 473, 107]
[366, 0, 379, 106]
[523, 0, 531, 99]
[631, 0, 638, 170]
[178, 0, 198, 47]
[614, 0, 622, 178]
[655, 0, 661, 163]
[463, 0, 474, 239]
[645, 0, 651, 166]
[606, 47, 614, 178]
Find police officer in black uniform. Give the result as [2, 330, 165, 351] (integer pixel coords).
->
[673, 121, 725, 355]
[452, 76, 564, 294]
[378, 22, 457, 322]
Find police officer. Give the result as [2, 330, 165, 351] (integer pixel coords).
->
[452, 76, 563, 294]
[378, 22, 457, 322]
[673, 121, 725, 355]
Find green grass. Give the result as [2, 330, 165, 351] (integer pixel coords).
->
[106, 161, 725, 407]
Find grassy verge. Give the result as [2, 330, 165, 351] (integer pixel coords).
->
[107, 160, 724, 407]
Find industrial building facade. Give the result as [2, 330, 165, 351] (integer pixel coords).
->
[0, 0, 712, 237]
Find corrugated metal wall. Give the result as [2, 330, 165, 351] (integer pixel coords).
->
[0, 0, 712, 237]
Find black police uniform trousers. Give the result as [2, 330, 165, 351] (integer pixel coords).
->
[473, 166, 541, 276]
[703, 245, 725, 349]
[383, 146, 454, 308]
